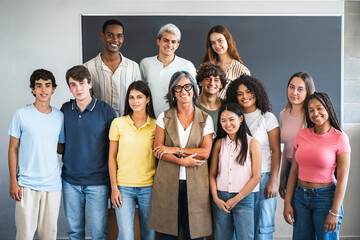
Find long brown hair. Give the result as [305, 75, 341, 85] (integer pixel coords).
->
[124, 81, 156, 119]
[285, 72, 316, 127]
[286, 72, 315, 110]
[203, 25, 243, 64]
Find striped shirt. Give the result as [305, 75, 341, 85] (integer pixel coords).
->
[218, 59, 250, 99]
[84, 53, 141, 116]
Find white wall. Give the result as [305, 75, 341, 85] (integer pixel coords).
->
[2, 1, 359, 239]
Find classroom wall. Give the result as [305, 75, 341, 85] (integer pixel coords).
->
[1, 0, 359, 239]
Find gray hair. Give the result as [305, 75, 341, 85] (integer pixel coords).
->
[165, 71, 199, 108]
[157, 23, 181, 42]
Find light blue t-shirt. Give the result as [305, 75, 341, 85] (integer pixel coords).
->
[8, 104, 65, 191]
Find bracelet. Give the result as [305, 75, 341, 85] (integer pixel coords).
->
[329, 210, 340, 217]
[238, 192, 244, 200]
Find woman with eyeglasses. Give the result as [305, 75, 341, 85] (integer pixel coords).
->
[148, 71, 214, 239]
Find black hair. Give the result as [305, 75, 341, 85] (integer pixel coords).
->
[225, 75, 271, 114]
[216, 102, 252, 165]
[124, 81, 156, 119]
[304, 92, 341, 131]
[102, 19, 124, 34]
[29, 69, 56, 96]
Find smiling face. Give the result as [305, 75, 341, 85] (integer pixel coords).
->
[101, 24, 124, 54]
[209, 32, 228, 56]
[157, 32, 179, 58]
[200, 75, 223, 95]
[220, 110, 243, 140]
[128, 89, 150, 113]
[287, 76, 307, 107]
[308, 98, 330, 128]
[236, 84, 256, 113]
[174, 77, 194, 105]
[68, 78, 92, 102]
[32, 79, 55, 103]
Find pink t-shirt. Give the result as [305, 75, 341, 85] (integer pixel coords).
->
[216, 135, 259, 193]
[280, 109, 304, 159]
[294, 127, 350, 183]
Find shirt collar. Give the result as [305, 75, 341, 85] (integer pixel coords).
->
[228, 59, 236, 69]
[99, 52, 127, 72]
[71, 97, 98, 112]
[125, 115, 151, 131]
[155, 55, 177, 67]
[224, 135, 236, 146]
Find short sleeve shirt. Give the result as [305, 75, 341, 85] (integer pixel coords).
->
[294, 127, 351, 183]
[61, 98, 117, 185]
[156, 110, 214, 180]
[140, 55, 196, 116]
[8, 104, 65, 191]
[84, 52, 141, 116]
[109, 115, 157, 187]
[244, 109, 279, 173]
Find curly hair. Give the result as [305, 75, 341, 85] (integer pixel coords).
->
[196, 62, 227, 93]
[29, 69, 57, 96]
[202, 25, 243, 64]
[225, 75, 272, 114]
[303, 92, 341, 131]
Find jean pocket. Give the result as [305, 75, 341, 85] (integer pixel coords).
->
[313, 189, 335, 199]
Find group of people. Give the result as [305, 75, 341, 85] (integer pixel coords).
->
[8, 18, 351, 240]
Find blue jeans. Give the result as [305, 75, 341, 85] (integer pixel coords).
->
[254, 172, 277, 240]
[162, 180, 201, 240]
[212, 191, 255, 240]
[62, 180, 108, 240]
[115, 186, 155, 240]
[292, 183, 343, 240]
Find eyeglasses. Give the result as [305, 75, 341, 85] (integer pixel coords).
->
[174, 83, 193, 93]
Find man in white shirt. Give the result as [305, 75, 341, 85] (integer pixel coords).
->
[84, 19, 141, 116]
[140, 23, 196, 116]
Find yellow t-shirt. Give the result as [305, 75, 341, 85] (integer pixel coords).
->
[109, 115, 156, 187]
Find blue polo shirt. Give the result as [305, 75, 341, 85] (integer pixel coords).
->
[61, 97, 116, 186]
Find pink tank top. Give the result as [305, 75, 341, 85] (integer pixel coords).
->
[280, 109, 304, 159]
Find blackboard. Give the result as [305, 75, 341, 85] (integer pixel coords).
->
[82, 15, 342, 122]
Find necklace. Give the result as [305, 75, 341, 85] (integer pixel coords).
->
[177, 112, 193, 122]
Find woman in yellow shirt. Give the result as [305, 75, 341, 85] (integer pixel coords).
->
[108, 81, 157, 240]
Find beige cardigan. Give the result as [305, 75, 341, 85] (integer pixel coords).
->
[148, 107, 212, 238]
